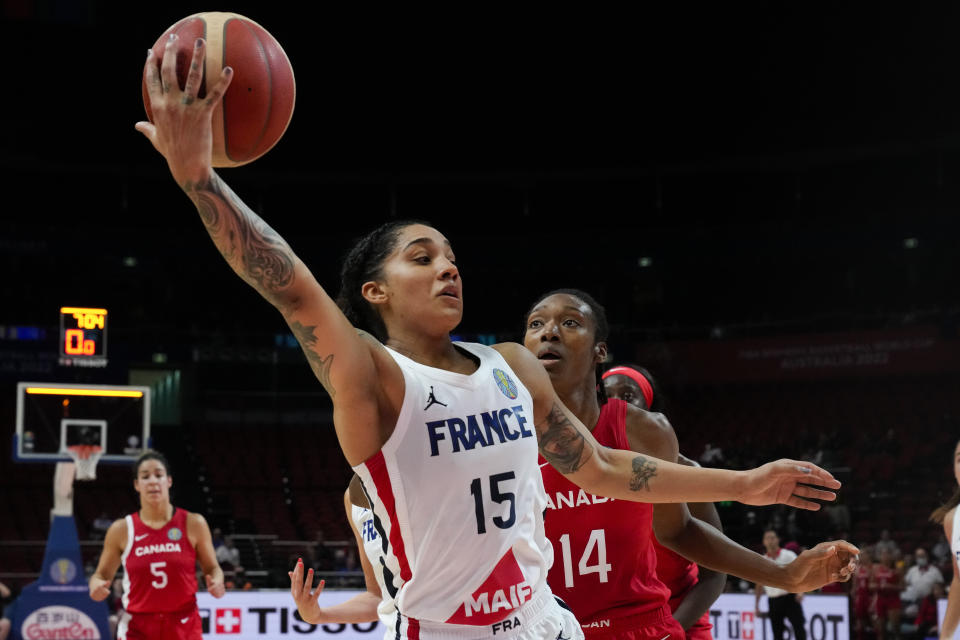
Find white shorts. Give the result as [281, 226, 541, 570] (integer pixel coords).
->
[386, 587, 584, 640]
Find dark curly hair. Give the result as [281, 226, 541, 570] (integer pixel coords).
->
[335, 219, 432, 341]
[524, 288, 610, 405]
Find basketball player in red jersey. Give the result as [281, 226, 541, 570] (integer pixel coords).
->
[523, 289, 859, 640]
[602, 365, 725, 640]
[870, 548, 902, 640]
[89, 451, 225, 639]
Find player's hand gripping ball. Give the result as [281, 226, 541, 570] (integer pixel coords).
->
[142, 12, 296, 167]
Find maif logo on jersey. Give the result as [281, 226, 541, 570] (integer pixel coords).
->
[492, 369, 518, 399]
[168, 527, 183, 541]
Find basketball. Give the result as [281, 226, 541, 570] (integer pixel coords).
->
[142, 12, 296, 168]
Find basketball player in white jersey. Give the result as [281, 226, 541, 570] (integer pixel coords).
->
[140, 36, 856, 640]
[930, 438, 960, 640]
[289, 475, 396, 629]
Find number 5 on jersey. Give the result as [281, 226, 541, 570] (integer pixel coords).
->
[558, 529, 612, 588]
[150, 561, 168, 589]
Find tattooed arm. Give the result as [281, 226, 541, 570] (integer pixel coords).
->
[135, 34, 398, 466]
[497, 343, 843, 508]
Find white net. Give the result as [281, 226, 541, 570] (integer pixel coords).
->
[66, 445, 103, 481]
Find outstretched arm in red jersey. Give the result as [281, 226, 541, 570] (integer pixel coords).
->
[502, 343, 843, 508]
[630, 407, 858, 592]
[89, 519, 126, 601]
[188, 513, 225, 598]
[669, 455, 728, 630]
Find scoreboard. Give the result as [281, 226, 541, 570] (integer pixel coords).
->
[59, 307, 107, 368]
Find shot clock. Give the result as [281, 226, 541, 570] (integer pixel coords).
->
[59, 307, 107, 368]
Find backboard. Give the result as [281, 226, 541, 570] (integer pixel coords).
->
[15, 382, 151, 463]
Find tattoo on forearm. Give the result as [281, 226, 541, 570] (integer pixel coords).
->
[290, 321, 336, 397]
[629, 455, 658, 491]
[182, 174, 296, 305]
[537, 403, 593, 474]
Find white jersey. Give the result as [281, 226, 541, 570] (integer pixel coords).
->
[762, 548, 798, 598]
[352, 342, 551, 633]
[352, 503, 399, 630]
[951, 507, 960, 567]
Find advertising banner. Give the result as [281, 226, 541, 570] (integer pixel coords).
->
[195, 592, 849, 640]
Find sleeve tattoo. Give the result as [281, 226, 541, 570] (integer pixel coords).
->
[182, 174, 295, 304]
[538, 403, 594, 474]
[181, 175, 335, 396]
[289, 321, 336, 397]
[629, 455, 658, 491]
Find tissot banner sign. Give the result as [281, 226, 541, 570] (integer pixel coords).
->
[713, 594, 849, 640]
[196, 592, 849, 640]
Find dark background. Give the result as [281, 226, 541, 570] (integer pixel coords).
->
[2, 4, 957, 350]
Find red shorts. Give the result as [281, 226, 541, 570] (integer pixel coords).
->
[685, 610, 714, 640]
[874, 594, 901, 618]
[117, 607, 202, 640]
[583, 604, 687, 640]
[853, 594, 874, 619]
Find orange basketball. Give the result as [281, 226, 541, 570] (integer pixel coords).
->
[142, 12, 296, 167]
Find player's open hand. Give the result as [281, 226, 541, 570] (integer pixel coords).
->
[89, 576, 111, 601]
[206, 573, 225, 598]
[289, 558, 326, 624]
[738, 459, 841, 510]
[785, 541, 860, 592]
[135, 35, 233, 188]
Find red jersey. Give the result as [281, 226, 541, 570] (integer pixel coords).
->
[121, 507, 198, 614]
[654, 537, 700, 605]
[872, 564, 899, 595]
[853, 564, 873, 599]
[540, 398, 671, 626]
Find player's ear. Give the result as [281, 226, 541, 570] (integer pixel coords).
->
[362, 280, 388, 306]
[594, 341, 608, 365]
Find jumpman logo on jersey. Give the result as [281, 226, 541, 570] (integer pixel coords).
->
[424, 386, 448, 411]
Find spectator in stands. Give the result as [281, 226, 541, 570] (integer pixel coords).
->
[91, 511, 113, 539]
[901, 548, 944, 619]
[0, 581, 13, 640]
[699, 443, 724, 466]
[871, 547, 903, 640]
[912, 588, 942, 640]
[931, 533, 950, 572]
[211, 527, 225, 549]
[216, 536, 241, 569]
[225, 566, 253, 591]
[307, 529, 335, 572]
[876, 529, 898, 556]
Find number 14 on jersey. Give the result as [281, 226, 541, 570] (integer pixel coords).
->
[558, 530, 612, 588]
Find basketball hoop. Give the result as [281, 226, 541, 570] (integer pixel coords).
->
[66, 445, 103, 481]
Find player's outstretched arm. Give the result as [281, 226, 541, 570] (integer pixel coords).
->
[89, 520, 125, 601]
[136, 36, 385, 440]
[501, 343, 842, 506]
[661, 455, 728, 629]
